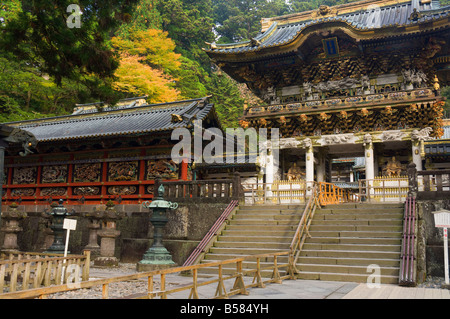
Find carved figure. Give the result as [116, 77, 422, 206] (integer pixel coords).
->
[13, 167, 36, 184]
[42, 165, 67, 183]
[319, 5, 330, 15]
[383, 156, 404, 177]
[363, 133, 372, 146]
[314, 77, 359, 93]
[411, 70, 427, 88]
[361, 75, 370, 91]
[303, 82, 312, 97]
[303, 138, 312, 149]
[74, 163, 101, 182]
[147, 159, 178, 179]
[411, 127, 433, 141]
[287, 163, 305, 181]
[402, 69, 412, 86]
[109, 161, 138, 181]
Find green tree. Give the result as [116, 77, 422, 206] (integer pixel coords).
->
[1, 0, 139, 87]
[156, 0, 215, 68]
[207, 72, 245, 128]
[213, 0, 290, 43]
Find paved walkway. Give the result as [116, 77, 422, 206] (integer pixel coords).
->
[89, 267, 450, 299]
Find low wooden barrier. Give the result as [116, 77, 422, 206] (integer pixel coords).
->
[0, 251, 291, 299]
[0, 251, 90, 293]
[161, 175, 242, 203]
[417, 169, 450, 200]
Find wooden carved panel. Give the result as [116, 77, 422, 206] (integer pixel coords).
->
[73, 187, 100, 196]
[41, 187, 67, 197]
[108, 186, 137, 195]
[13, 167, 37, 184]
[108, 161, 138, 181]
[42, 165, 67, 183]
[11, 188, 35, 197]
[73, 163, 101, 182]
[146, 160, 178, 180]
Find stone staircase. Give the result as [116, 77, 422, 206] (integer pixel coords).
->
[197, 202, 405, 284]
[199, 204, 304, 276]
[296, 203, 404, 284]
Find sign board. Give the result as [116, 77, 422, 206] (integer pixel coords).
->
[63, 218, 77, 231]
[433, 209, 450, 285]
[433, 210, 450, 228]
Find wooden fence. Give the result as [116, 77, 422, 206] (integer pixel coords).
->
[0, 251, 90, 293]
[417, 169, 450, 200]
[0, 251, 292, 299]
[160, 174, 242, 203]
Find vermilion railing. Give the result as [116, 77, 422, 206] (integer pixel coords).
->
[317, 182, 350, 205]
[399, 196, 417, 286]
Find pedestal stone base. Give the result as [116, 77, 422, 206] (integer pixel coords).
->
[136, 262, 177, 272]
[137, 246, 176, 272]
[94, 256, 119, 267]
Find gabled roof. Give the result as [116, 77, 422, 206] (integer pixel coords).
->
[205, 0, 449, 57]
[4, 97, 218, 142]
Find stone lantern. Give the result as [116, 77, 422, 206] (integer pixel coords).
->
[82, 208, 104, 256]
[94, 200, 124, 266]
[44, 199, 74, 254]
[1, 202, 27, 252]
[137, 184, 178, 271]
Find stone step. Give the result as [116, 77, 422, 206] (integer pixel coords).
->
[236, 208, 304, 214]
[315, 209, 404, 217]
[302, 242, 402, 252]
[295, 271, 399, 284]
[300, 249, 400, 259]
[296, 263, 400, 276]
[311, 218, 403, 225]
[239, 205, 303, 211]
[308, 225, 403, 232]
[314, 211, 403, 220]
[214, 241, 291, 249]
[296, 256, 400, 267]
[202, 252, 289, 261]
[228, 219, 299, 226]
[221, 229, 297, 237]
[225, 224, 298, 231]
[308, 230, 403, 238]
[307, 236, 401, 245]
[208, 247, 286, 255]
[232, 214, 301, 220]
[317, 206, 404, 214]
[217, 235, 294, 243]
[324, 203, 404, 209]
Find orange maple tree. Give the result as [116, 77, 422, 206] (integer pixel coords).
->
[111, 29, 182, 103]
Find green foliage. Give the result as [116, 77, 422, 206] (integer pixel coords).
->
[213, 0, 290, 43]
[0, 0, 371, 128]
[1, 1, 140, 85]
[207, 72, 245, 129]
[156, 0, 215, 68]
[441, 86, 450, 112]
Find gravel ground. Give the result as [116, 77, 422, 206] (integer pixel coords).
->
[47, 263, 156, 299]
[417, 276, 449, 289]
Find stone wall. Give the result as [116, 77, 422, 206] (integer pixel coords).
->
[417, 199, 450, 278]
[0, 202, 229, 266]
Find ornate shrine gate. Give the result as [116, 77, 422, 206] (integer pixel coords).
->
[206, 0, 449, 190]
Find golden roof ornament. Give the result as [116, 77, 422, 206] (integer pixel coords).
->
[311, 5, 338, 19]
[409, 8, 421, 21]
[171, 114, 183, 123]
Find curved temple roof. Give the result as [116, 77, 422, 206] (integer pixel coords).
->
[205, 0, 450, 56]
[4, 97, 216, 142]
